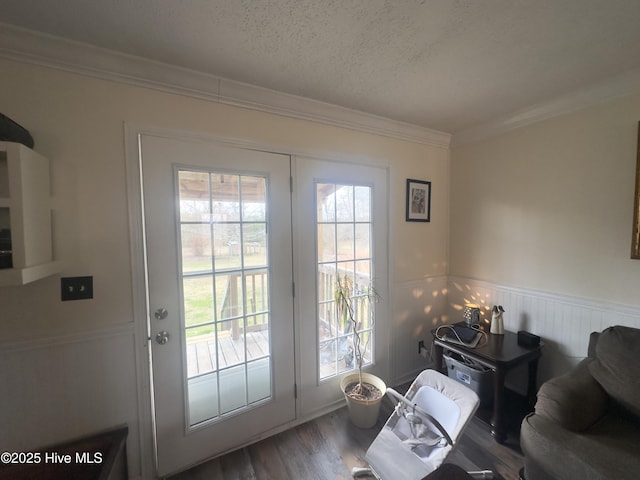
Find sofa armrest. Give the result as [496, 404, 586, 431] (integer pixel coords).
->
[535, 359, 608, 432]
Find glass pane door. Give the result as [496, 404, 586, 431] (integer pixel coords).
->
[139, 133, 294, 476]
[178, 169, 272, 427]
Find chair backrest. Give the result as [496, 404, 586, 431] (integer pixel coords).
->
[409, 369, 479, 442]
[364, 369, 480, 480]
[411, 384, 461, 437]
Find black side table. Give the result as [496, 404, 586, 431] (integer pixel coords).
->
[432, 324, 542, 443]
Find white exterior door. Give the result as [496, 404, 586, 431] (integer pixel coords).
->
[138, 134, 295, 477]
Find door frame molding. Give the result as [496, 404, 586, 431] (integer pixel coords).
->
[124, 123, 392, 478]
[124, 124, 156, 480]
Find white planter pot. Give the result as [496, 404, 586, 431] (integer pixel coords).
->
[340, 372, 387, 428]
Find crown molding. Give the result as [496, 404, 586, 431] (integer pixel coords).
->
[452, 67, 640, 146]
[3, 24, 639, 150]
[0, 23, 450, 149]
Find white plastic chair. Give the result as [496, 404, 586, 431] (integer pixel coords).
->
[352, 369, 493, 479]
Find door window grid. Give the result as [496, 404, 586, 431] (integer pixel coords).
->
[316, 183, 374, 380]
[178, 169, 272, 426]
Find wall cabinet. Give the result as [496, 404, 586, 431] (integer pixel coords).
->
[0, 141, 60, 285]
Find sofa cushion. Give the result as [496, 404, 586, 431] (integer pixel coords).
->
[535, 359, 608, 431]
[588, 325, 640, 419]
[521, 411, 640, 480]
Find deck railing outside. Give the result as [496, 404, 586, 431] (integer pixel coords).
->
[318, 264, 373, 378]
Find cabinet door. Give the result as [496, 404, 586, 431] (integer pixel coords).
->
[0, 142, 58, 285]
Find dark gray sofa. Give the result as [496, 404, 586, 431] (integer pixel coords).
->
[520, 325, 640, 480]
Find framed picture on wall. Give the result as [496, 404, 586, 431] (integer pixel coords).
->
[631, 121, 640, 259]
[406, 179, 431, 222]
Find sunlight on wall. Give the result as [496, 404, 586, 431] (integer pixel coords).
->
[449, 280, 495, 328]
[405, 282, 450, 330]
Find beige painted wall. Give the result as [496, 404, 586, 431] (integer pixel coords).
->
[0, 58, 448, 476]
[450, 93, 640, 307]
[0, 58, 448, 341]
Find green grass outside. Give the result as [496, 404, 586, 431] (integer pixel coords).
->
[182, 254, 268, 339]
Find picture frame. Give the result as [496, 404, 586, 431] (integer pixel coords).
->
[406, 179, 431, 222]
[631, 121, 640, 259]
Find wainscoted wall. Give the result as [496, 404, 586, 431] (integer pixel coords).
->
[4, 275, 637, 479]
[446, 276, 640, 390]
[0, 326, 142, 479]
[391, 275, 448, 384]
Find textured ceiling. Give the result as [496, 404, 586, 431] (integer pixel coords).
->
[2, 0, 640, 134]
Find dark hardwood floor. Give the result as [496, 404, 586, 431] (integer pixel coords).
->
[169, 392, 525, 480]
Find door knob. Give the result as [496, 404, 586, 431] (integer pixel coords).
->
[155, 331, 170, 345]
[154, 308, 168, 320]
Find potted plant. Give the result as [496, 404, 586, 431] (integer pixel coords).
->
[335, 273, 386, 428]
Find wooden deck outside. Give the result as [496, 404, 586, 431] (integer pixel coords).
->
[186, 329, 270, 378]
[185, 325, 364, 380]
